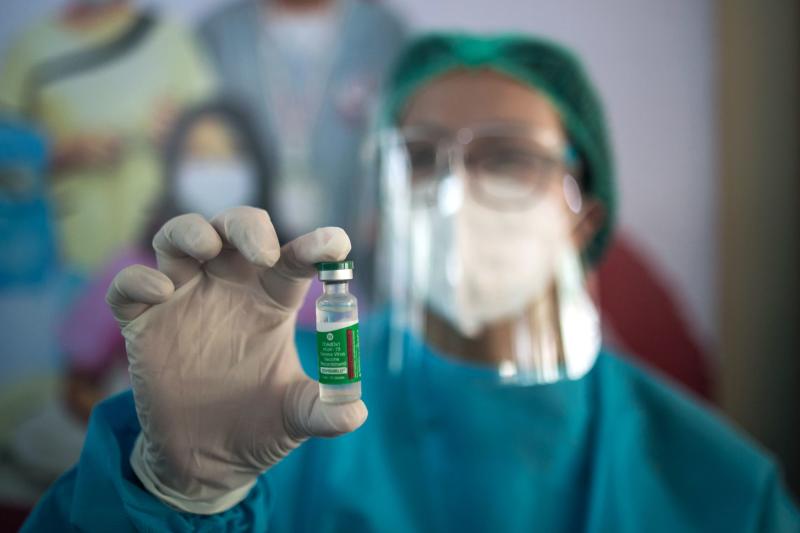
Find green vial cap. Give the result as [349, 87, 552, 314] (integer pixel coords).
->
[315, 260, 354, 271]
[315, 260, 354, 282]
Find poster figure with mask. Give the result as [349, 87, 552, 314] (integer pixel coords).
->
[0, 0, 215, 275]
[198, 0, 408, 303]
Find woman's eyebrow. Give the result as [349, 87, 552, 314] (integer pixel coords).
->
[401, 121, 452, 136]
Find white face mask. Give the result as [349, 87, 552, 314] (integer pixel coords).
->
[411, 175, 571, 338]
[174, 159, 258, 219]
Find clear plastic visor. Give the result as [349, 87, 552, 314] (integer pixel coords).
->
[376, 123, 601, 386]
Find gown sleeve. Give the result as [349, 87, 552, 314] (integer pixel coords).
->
[756, 468, 800, 533]
[20, 391, 277, 532]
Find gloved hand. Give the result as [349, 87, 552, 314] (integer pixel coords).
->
[106, 207, 367, 514]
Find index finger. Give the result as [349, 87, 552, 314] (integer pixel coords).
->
[106, 265, 174, 327]
[259, 226, 351, 310]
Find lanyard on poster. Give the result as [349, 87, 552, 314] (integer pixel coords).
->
[23, 12, 156, 117]
[257, 2, 346, 176]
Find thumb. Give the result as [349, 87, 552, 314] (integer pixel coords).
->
[283, 379, 367, 439]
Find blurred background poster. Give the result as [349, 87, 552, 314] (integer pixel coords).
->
[0, 0, 796, 529]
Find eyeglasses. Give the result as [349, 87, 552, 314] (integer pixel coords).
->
[396, 123, 577, 211]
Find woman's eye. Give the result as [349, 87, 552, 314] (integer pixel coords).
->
[406, 143, 438, 175]
[480, 150, 536, 172]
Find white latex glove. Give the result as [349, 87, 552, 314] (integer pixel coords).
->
[106, 207, 367, 514]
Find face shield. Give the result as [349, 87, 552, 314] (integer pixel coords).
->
[377, 121, 601, 386]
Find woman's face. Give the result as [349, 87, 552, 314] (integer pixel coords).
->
[400, 68, 595, 250]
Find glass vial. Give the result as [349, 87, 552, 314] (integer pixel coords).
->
[315, 260, 361, 403]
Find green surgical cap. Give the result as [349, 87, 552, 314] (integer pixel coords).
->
[382, 33, 616, 264]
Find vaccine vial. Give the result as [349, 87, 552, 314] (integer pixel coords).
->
[315, 260, 361, 403]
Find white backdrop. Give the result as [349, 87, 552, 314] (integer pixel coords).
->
[0, 0, 717, 350]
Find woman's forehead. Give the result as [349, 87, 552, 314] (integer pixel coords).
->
[400, 69, 565, 136]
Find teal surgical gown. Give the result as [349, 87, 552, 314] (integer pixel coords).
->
[22, 318, 800, 532]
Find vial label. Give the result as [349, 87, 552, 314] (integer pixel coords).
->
[316, 321, 361, 384]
